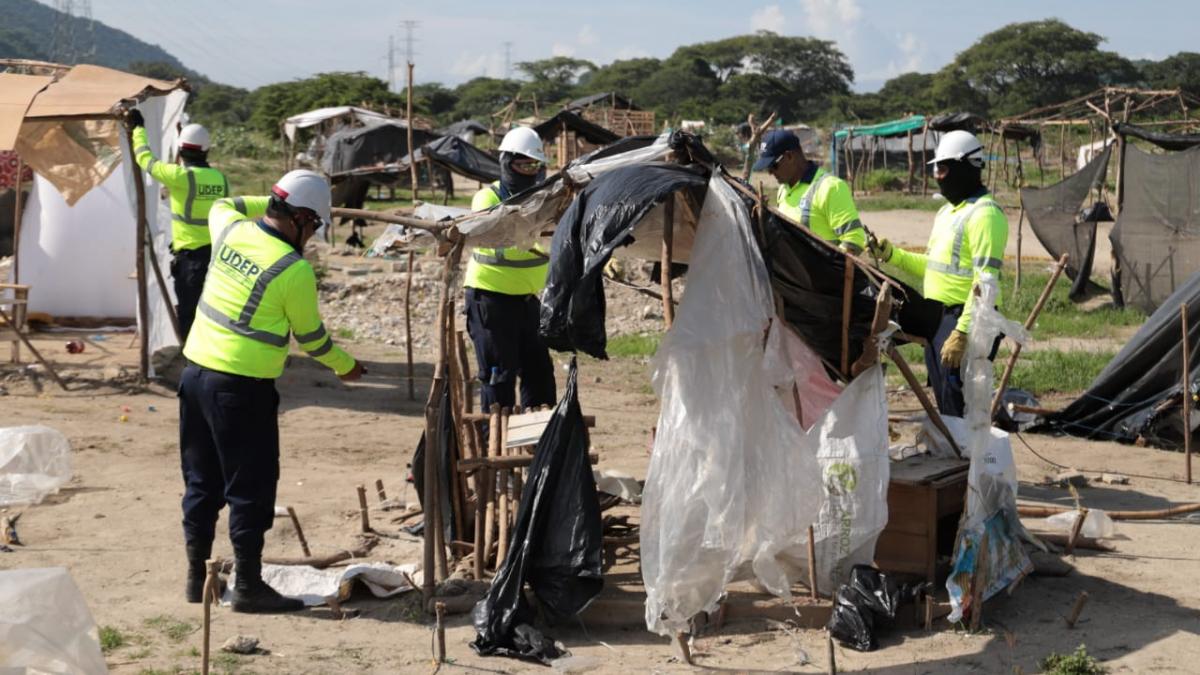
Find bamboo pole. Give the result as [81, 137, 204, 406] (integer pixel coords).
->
[1183, 303, 1193, 485]
[444, 300, 468, 544]
[497, 407, 511, 565]
[887, 346, 963, 458]
[991, 253, 1070, 419]
[407, 62, 418, 202]
[127, 128, 151, 379]
[405, 250, 415, 400]
[201, 559, 218, 675]
[482, 403, 500, 571]
[357, 485, 371, 533]
[661, 195, 675, 327]
[807, 524, 818, 599]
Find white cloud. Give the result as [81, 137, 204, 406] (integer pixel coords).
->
[751, 5, 786, 33]
[613, 46, 651, 61]
[448, 51, 504, 79]
[896, 31, 925, 73]
[799, 0, 862, 38]
[578, 24, 597, 47]
[551, 42, 575, 57]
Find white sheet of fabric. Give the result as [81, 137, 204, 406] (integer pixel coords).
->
[282, 106, 395, 141]
[0, 567, 107, 675]
[0, 426, 72, 507]
[641, 176, 889, 635]
[221, 562, 419, 607]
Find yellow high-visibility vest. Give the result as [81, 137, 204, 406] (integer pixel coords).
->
[462, 182, 549, 296]
[776, 167, 866, 250]
[133, 126, 228, 251]
[890, 192, 1008, 332]
[183, 196, 354, 379]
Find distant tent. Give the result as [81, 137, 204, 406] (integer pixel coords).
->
[320, 122, 438, 177]
[830, 116, 935, 179]
[399, 135, 501, 184]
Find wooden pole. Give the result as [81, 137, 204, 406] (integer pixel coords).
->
[841, 262, 854, 376]
[921, 121, 929, 196]
[661, 195, 675, 328]
[127, 128, 151, 380]
[1065, 591, 1090, 629]
[1065, 507, 1088, 556]
[807, 524, 818, 599]
[1059, 124, 1067, 182]
[406, 62, 419, 202]
[356, 484, 371, 533]
[375, 479, 388, 503]
[1014, 205, 1025, 296]
[405, 250, 416, 400]
[144, 226, 183, 344]
[906, 128, 915, 193]
[12, 156, 22, 285]
[201, 559, 218, 675]
[285, 506, 311, 558]
[991, 253, 1069, 419]
[434, 601, 447, 663]
[887, 346, 963, 457]
[0, 306, 67, 390]
[826, 631, 837, 674]
[497, 407, 511, 565]
[1183, 303, 1193, 485]
[482, 403, 500, 571]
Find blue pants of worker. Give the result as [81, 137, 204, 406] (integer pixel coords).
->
[178, 364, 279, 560]
[924, 304, 1001, 418]
[464, 287, 556, 412]
[171, 245, 210, 343]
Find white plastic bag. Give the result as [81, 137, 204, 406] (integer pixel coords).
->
[0, 567, 107, 675]
[0, 425, 73, 506]
[1045, 509, 1117, 539]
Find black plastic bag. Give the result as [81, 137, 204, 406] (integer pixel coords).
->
[472, 359, 603, 663]
[826, 565, 902, 652]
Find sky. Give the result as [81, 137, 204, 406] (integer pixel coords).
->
[79, 0, 1200, 94]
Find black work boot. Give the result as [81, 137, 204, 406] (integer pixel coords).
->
[185, 542, 212, 604]
[230, 557, 304, 614]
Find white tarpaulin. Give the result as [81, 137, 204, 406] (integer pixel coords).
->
[0, 425, 72, 507]
[282, 106, 395, 141]
[0, 567, 107, 675]
[640, 176, 890, 635]
[221, 562, 419, 607]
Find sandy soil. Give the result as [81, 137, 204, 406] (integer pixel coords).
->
[2, 246, 1199, 675]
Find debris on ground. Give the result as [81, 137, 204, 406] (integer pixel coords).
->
[1053, 469, 1089, 488]
[221, 635, 261, 655]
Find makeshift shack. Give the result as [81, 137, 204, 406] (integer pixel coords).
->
[830, 115, 935, 193]
[0, 60, 188, 377]
[282, 105, 395, 170]
[564, 92, 655, 137]
[533, 110, 620, 169]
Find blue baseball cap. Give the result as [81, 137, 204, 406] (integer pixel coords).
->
[752, 129, 800, 171]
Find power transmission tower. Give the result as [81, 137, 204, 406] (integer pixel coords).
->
[503, 41, 513, 79]
[76, 0, 95, 62]
[387, 35, 395, 91]
[50, 0, 78, 65]
[400, 20, 419, 66]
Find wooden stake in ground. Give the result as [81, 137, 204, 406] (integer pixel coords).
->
[1183, 303, 1193, 485]
[991, 253, 1070, 420]
[674, 633, 692, 665]
[405, 250, 416, 401]
[924, 594, 934, 631]
[202, 559, 218, 675]
[435, 601, 447, 663]
[375, 479, 388, 503]
[807, 524, 818, 600]
[1065, 507, 1089, 556]
[125, 127, 151, 380]
[356, 485, 371, 533]
[660, 196, 675, 328]
[826, 630, 838, 674]
[285, 506, 311, 558]
[1065, 590, 1090, 628]
[887, 346, 963, 458]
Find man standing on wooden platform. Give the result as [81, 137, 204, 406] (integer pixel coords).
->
[756, 129, 867, 254]
[178, 170, 363, 613]
[463, 126, 556, 413]
[127, 110, 228, 341]
[870, 130, 1008, 416]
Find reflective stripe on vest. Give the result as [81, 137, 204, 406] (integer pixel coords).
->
[798, 172, 831, 231]
[197, 223, 303, 347]
[926, 198, 1001, 278]
[471, 248, 549, 268]
[173, 171, 230, 226]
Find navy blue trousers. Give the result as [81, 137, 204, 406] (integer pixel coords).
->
[178, 364, 279, 559]
[464, 287, 556, 412]
[171, 245, 210, 343]
[924, 304, 1002, 418]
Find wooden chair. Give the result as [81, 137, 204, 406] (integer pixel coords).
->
[0, 283, 30, 363]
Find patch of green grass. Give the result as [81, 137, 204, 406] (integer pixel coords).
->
[606, 332, 662, 358]
[335, 327, 356, 340]
[1000, 268, 1144, 339]
[1040, 644, 1107, 675]
[143, 615, 197, 643]
[1008, 348, 1115, 396]
[856, 193, 945, 212]
[99, 625, 126, 653]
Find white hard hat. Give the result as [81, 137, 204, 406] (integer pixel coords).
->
[497, 126, 547, 164]
[271, 170, 331, 227]
[178, 123, 211, 152]
[928, 130, 984, 168]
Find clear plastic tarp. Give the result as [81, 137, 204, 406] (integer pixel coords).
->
[0, 567, 107, 675]
[0, 425, 72, 507]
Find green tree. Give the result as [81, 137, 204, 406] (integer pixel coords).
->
[632, 56, 720, 117]
[515, 56, 597, 105]
[449, 77, 520, 122]
[939, 19, 1138, 116]
[127, 61, 251, 127]
[247, 72, 401, 134]
[577, 57, 662, 102]
[400, 83, 459, 121]
[874, 72, 937, 117]
[1140, 52, 1200, 97]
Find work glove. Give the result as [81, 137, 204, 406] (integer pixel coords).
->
[940, 329, 969, 369]
[868, 236, 894, 262]
[125, 108, 144, 129]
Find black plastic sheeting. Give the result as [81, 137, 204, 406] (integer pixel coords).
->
[472, 360, 603, 664]
[410, 370, 458, 545]
[1114, 122, 1200, 152]
[534, 111, 620, 146]
[928, 112, 986, 133]
[827, 566, 906, 651]
[540, 162, 710, 358]
[1021, 145, 1112, 300]
[321, 123, 438, 176]
[1036, 270, 1200, 448]
[404, 135, 501, 184]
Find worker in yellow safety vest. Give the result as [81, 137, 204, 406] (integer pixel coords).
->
[754, 129, 867, 253]
[178, 170, 363, 613]
[870, 130, 1008, 417]
[464, 126, 556, 413]
[126, 109, 228, 341]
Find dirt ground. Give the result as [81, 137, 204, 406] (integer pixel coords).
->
[3, 241, 1199, 675]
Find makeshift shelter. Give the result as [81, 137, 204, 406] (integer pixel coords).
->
[440, 119, 489, 144]
[1036, 270, 1200, 448]
[399, 135, 500, 185]
[830, 115, 935, 193]
[0, 60, 188, 377]
[321, 122, 438, 179]
[533, 110, 621, 169]
[282, 105, 395, 168]
[564, 92, 655, 137]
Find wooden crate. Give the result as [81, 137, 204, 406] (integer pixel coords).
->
[874, 456, 968, 584]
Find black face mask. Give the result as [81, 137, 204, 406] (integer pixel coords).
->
[936, 160, 983, 206]
[180, 148, 209, 168]
[499, 152, 544, 197]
